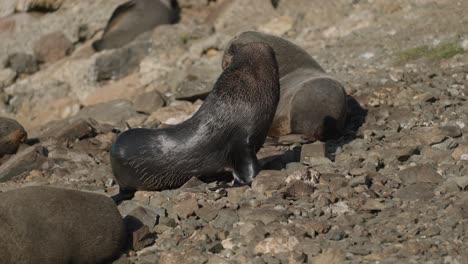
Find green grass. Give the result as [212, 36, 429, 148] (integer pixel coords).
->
[398, 42, 464, 62]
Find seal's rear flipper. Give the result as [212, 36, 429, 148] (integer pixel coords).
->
[111, 188, 135, 205]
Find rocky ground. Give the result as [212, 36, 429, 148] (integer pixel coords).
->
[1, 0, 468, 263]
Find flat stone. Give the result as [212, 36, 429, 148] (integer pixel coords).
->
[36, 118, 97, 142]
[293, 219, 331, 235]
[360, 199, 386, 212]
[75, 99, 143, 127]
[0, 68, 16, 89]
[126, 206, 158, 229]
[132, 90, 165, 115]
[254, 236, 300, 255]
[238, 208, 287, 225]
[196, 204, 219, 222]
[310, 248, 346, 264]
[95, 42, 150, 81]
[301, 142, 327, 161]
[33, 31, 73, 63]
[5, 52, 38, 75]
[130, 225, 155, 251]
[211, 209, 239, 229]
[174, 195, 199, 219]
[452, 145, 468, 160]
[394, 183, 435, 201]
[398, 164, 443, 184]
[251, 170, 287, 196]
[0, 145, 48, 182]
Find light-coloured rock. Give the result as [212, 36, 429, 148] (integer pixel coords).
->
[0, 68, 16, 89]
[259, 16, 293, 36]
[255, 236, 299, 255]
[33, 31, 73, 63]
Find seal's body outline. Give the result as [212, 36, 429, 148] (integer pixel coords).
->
[110, 42, 280, 194]
[223, 31, 347, 140]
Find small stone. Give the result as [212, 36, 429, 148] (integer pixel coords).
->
[394, 183, 435, 201]
[5, 53, 38, 75]
[284, 181, 314, 199]
[452, 145, 468, 160]
[126, 206, 158, 229]
[211, 209, 239, 229]
[0, 145, 48, 182]
[294, 219, 331, 235]
[251, 170, 287, 196]
[259, 16, 294, 36]
[207, 256, 230, 264]
[350, 175, 370, 187]
[0, 68, 16, 89]
[130, 225, 155, 251]
[254, 236, 300, 255]
[208, 242, 224, 254]
[301, 142, 327, 161]
[174, 195, 199, 219]
[360, 199, 386, 212]
[398, 164, 443, 184]
[310, 248, 346, 264]
[132, 90, 165, 115]
[196, 204, 219, 222]
[454, 176, 468, 190]
[238, 208, 287, 225]
[33, 31, 73, 63]
[180, 176, 205, 189]
[36, 118, 97, 142]
[326, 227, 346, 241]
[277, 134, 309, 145]
[0, 117, 27, 157]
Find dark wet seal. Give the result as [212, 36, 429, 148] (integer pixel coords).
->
[110, 42, 280, 203]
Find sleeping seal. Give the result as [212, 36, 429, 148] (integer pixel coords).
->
[223, 31, 347, 140]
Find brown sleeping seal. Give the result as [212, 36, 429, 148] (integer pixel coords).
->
[92, 0, 180, 51]
[223, 31, 347, 140]
[0, 186, 127, 264]
[110, 42, 280, 200]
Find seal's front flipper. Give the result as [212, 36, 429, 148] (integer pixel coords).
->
[232, 145, 260, 185]
[111, 188, 135, 205]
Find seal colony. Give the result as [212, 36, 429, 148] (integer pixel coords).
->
[223, 31, 348, 140]
[110, 42, 280, 197]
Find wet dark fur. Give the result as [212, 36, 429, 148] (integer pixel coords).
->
[110, 42, 280, 194]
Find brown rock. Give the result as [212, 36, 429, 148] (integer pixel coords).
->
[174, 195, 199, 219]
[131, 225, 155, 251]
[0, 117, 27, 157]
[251, 170, 288, 196]
[0, 145, 47, 182]
[394, 183, 435, 201]
[398, 164, 443, 184]
[452, 145, 468, 160]
[33, 31, 73, 63]
[284, 181, 314, 199]
[294, 219, 331, 235]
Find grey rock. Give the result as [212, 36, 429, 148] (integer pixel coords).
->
[211, 209, 239, 229]
[132, 90, 165, 115]
[0, 68, 16, 89]
[238, 208, 287, 225]
[75, 99, 144, 127]
[394, 183, 436, 201]
[33, 31, 73, 63]
[95, 42, 150, 81]
[301, 142, 326, 161]
[0, 145, 48, 182]
[5, 53, 38, 75]
[251, 170, 287, 196]
[398, 164, 443, 184]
